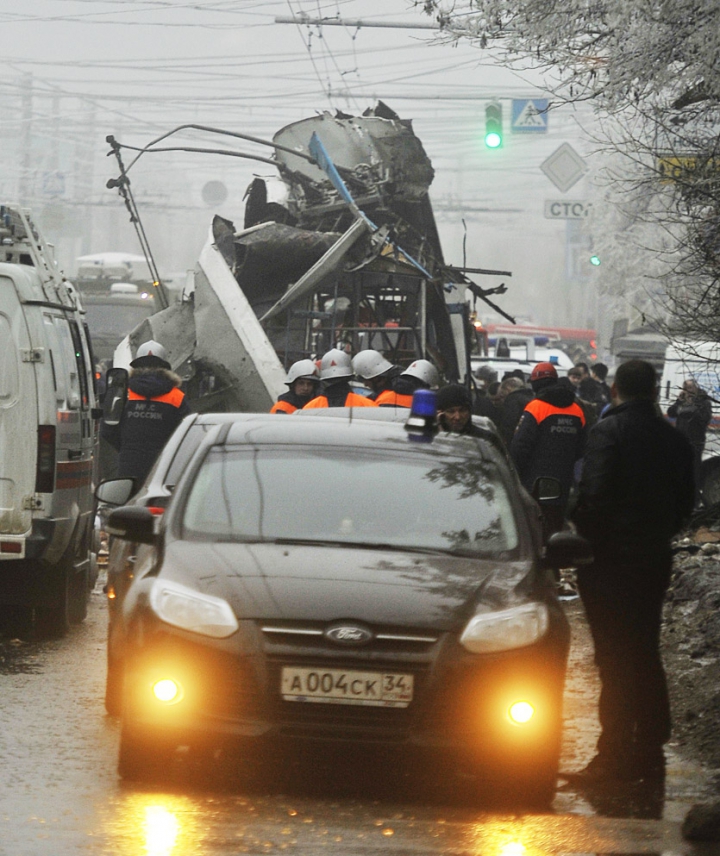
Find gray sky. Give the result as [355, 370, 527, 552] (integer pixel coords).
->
[1, 0, 601, 326]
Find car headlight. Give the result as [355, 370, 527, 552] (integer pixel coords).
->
[459, 602, 549, 654]
[148, 579, 239, 638]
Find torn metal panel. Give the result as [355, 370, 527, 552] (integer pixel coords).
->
[125, 300, 196, 370]
[192, 240, 286, 412]
[260, 218, 371, 322]
[273, 110, 435, 204]
[213, 216, 345, 313]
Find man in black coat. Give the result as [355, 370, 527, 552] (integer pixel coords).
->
[667, 378, 713, 505]
[568, 359, 695, 783]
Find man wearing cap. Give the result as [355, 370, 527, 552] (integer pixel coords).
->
[270, 359, 320, 413]
[437, 384, 484, 437]
[510, 361, 587, 534]
[101, 340, 190, 487]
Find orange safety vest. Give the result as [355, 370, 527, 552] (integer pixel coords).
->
[375, 390, 413, 408]
[128, 387, 185, 407]
[303, 392, 378, 409]
[523, 398, 586, 427]
[270, 399, 297, 414]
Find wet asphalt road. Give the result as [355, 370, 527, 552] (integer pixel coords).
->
[0, 575, 716, 856]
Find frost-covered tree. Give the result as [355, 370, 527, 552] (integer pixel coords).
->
[419, 0, 720, 339]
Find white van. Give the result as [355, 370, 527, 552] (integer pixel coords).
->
[659, 339, 720, 417]
[0, 205, 98, 635]
[659, 339, 720, 504]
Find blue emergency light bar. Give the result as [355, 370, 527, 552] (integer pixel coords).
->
[404, 389, 438, 442]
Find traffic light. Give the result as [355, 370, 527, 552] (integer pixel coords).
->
[484, 102, 503, 149]
[589, 254, 601, 266]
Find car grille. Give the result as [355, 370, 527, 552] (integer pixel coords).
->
[260, 621, 441, 741]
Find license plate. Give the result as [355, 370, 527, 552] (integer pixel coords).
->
[281, 666, 414, 707]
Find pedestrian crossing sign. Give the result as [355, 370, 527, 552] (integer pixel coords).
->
[511, 99, 549, 133]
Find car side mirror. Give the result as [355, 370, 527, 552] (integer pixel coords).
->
[106, 505, 156, 544]
[103, 367, 129, 426]
[532, 476, 562, 503]
[95, 478, 136, 507]
[544, 531, 593, 569]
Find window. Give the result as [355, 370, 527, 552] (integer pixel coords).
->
[183, 448, 518, 558]
[0, 314, 19, 408]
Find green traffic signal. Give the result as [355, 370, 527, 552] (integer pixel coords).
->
[484, 103, 503, 149]
[589, 254, 601, 266]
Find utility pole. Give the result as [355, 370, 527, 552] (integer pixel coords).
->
[19, 73, 33, 203]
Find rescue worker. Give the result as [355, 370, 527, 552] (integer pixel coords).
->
[375, 359, 439, 407]
[437, 384, 484, 436]
[303, 349, 378, 409]
[351, 350, 399, 401]
[270, 359, 320, 413]
[510, 361, 586, 535]
[101, 340, 190, 488]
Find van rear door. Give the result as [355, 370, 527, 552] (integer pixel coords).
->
[0, 275, 37, 547]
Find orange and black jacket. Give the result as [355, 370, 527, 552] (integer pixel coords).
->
[375, 389, 413, 408]
[510, 384, 586, 505]
[270, 390, 314, 414]
[303, 381, 378, 409]
[102, 369, 190, 485]
[375, 374, 420, 408]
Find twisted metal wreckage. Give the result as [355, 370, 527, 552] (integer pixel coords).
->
[107, 103, 513, 412]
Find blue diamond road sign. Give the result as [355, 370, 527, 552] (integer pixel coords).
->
[511, 99, 549, 133]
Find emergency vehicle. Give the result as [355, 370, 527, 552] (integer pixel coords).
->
[0, 205, 98, 635]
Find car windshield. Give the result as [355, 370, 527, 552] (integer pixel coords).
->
[181, 447, 519, 557]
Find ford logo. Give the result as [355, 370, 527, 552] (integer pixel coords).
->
[325, 622, 373, 646]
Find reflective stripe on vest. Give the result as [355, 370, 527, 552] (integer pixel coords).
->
[524, 398, 586, 426]
[128, 387, 185, 408]
[303, 393, 378, 409]
[376, 390, 413, 408]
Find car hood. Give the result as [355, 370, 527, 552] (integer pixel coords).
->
[157, 541, 534, 631]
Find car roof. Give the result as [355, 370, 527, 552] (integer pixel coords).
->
[209, 412, 497, 460]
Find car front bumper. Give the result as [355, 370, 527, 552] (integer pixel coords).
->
[119, 609, 570, 770]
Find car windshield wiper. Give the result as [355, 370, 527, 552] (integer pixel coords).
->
[260, 537, 467, 557]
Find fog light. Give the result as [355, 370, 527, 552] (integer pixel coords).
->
[508, 701, 534, 724]
[153, 679, 182, 704]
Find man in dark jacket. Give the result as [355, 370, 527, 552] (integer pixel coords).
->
[510, 362, 586, 534]
[101, 340, 190, 488]
[667, 378, 713, 504]
[437, 384, 485, 436]
[498, 376, 534, 447]
[568, 359, 695, 783]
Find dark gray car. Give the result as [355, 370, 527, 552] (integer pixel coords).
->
[105, 412, 590, 805]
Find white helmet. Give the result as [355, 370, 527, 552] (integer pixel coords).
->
[352, 349, 393, 380]
[401, 359, 439, 388]
[285, 359, 319, 386]
[319, 348, 353, 380]
[130, 339, 170, 368]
